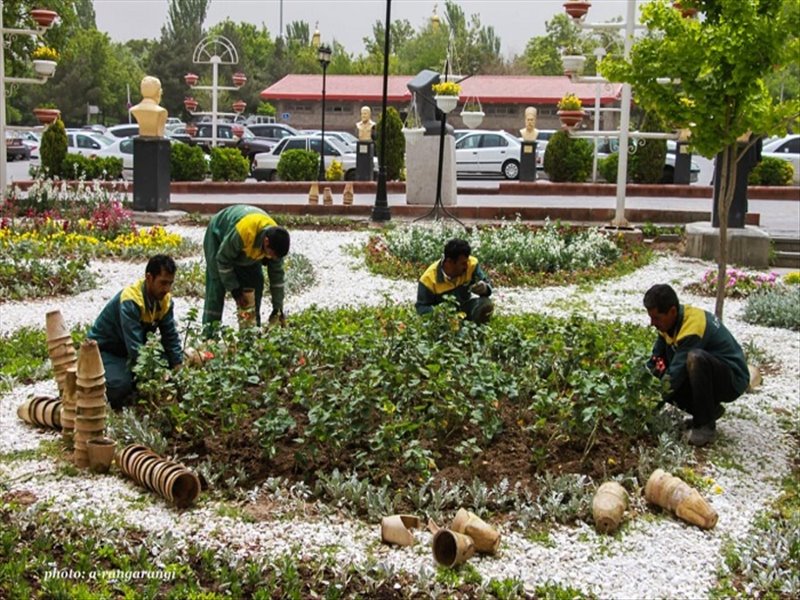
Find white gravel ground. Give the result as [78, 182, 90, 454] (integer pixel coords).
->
[1, 226, 798, 598]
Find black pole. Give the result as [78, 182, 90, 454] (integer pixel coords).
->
[371, 0, 392, 222]
[318, 62, 328, 181]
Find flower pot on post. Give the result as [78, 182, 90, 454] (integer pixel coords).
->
[460, 96, 484, 129]
[232, 72, 247, 87]
[185, 124, 198, 137]
[30, 8, 58, 28]
[33, 60, 56, 77]
[33, 107, 60, 125]
[183, 97, 198, 113]
[431, 81, 461, 114]
[673, 1, 698, 18]
[184, 72, 199, 87]
[563, 1, 592, 21]
[232, 99, 246, 114]
[558, 110, 586, 128]
[562, 54, 587, 76]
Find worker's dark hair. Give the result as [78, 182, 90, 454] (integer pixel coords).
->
[266, 226, 291, 258]
[643, 284, 679, 313]
[146, 254, 176, 277]
[444, 238, 471, 261]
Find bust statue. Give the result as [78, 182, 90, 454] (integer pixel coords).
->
[131, 76, 168, 138]
[356, 106, 376, 142]
[520, 106, 538, 142]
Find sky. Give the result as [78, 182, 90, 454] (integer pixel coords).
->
[93, 0, 629, 59]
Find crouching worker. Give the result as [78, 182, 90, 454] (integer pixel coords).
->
[644, 284, 749, 447]
[87, 254, 183, 409]
[202, 205, 290, 336]
[416, 238, 494, 324]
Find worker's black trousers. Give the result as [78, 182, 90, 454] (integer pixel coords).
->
[667, 349, 741, 428]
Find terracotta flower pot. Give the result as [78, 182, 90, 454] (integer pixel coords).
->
[164, 469, 201, 508]
[183, 97, 198, 112]
[450, 508, 501, 555]
[432, 529, 476, 567]
[381, 514, 421, 546]
[33, 107, 60, 125]
[645, 468, 718, 529]
[592, 481, 628, 534]
[184, 72, 199, 86]
[558, 109, 585, 128]
[30, 8, 58, 27]
[232, 100, 247, 114]
[77, 340, 105, 379]
[232, 72, 247, 87]
[563, 1, 592, 20]
[87, 438, 116, 474]
[45, 310, 70, 340]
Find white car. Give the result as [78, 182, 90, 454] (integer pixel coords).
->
[65, 130, 115, 156]
[761, 134, 799, 184]
[454, 130, 522, 179]
[94, 137, 135, 179]
[251, 135, 375, 181]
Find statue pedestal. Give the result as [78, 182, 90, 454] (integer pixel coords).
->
[673, 142, 693, 184]
[133, 137, 170, 212]
[356, 141, 374, 181]
[519, 141, 537, 182]
[405, 133, 457, 206]
[684, 222, 770, 268]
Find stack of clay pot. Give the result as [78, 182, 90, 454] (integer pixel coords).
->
[342, 182, 354, 205]
[117, 444, 201, 508]
[237, 288, 256, 328]
[73, 339, 108, 469]
[45, 310, 77, 396]
[645, 468, 718, 529]
[60, 369, 77, 448]
[308, 182, 319, 204]
[322, 186, 334, 206]
[16, 395, 61, 429]
[592, 481, 629, 534]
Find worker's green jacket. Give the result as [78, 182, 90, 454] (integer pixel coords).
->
[415, 256, 492, 315]
[206, 205, 285, 311]
[647, 304, 749, 398]
[87, 279, 182, 367]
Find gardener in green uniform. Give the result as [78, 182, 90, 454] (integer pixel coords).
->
[202, 205, 291, 335]
[87, 254, 183, 409]
[644, 284, 749, 447]
[416, 238, 494, 324]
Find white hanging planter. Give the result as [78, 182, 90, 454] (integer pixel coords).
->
[561, 55, 586, 76]
[435, 95, 459, 113]
[33, 60, 57, 77]
[402, 127, 425, 142]
[461, 111, 485, 129]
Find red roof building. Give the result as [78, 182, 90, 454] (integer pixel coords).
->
[260, 74, 623, 132]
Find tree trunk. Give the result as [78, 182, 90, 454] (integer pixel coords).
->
[714, 143, 737, 320]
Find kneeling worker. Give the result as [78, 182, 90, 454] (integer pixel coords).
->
[87, 254, 183, 409]
[416, 238, 494, 324]
[203, 205, 290, 334]
[644, 284, 749, 446]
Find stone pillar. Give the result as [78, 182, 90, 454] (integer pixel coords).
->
[133, 138, 170, 212]
[519, 140, 537, 181]
[673, 142, 692, 185]
[356, 141, 374, 181]
[405, 133, 457, 206]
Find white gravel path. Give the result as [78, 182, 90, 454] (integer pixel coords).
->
[1, 226, 798, 598]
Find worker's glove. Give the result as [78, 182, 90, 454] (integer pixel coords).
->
[470, 281, 489, 296]
[268, 309, 287, 327]
[231, 288, 248, 308]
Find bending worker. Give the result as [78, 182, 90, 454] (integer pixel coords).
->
[203, 205, 290, 333]
[87, 254, 183, 409]
[416, 238, 494, 324]
[644, 284, 749, 447]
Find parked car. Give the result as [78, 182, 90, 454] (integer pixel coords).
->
[251, 135, 376, 181]
[761, 134, 799, 184]
[246, 123, 299, 144]
[165, 117, 185, 132]
[299, 130, 358, 152]
[16, 130, 40, 159]
[65, 130, 115, 156]
[190, 123, 274, 166]
[6, 133, 31, 161]
[94, 136, 195, 180]
[454, 130, 522, 179]
[108, 123, 140, 138]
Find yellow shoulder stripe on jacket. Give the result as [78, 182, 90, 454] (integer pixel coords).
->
[419, 256, 478, 295]
[235, 213, 277, 261]
[675, 305, 706, 343]
[120, 279, 171, 324]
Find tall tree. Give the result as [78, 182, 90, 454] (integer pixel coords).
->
[602, 0, 800, 319]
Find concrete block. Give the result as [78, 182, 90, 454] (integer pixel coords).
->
[684, 222, 770, 268]
[405, 134, 457, 206]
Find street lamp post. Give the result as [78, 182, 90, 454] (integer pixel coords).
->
[370, 0, 392, 222]
[0, 3, 58, 198]
[317, 44, 331, 182]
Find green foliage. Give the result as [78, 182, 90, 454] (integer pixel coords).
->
[257, 101, 276, 116]
[598, 153, 619, 184]
[785, 272, 800, 286]
[375, 106, 405, 181]
[40, 119, 67, 178]
[742, 286, 800, 331]
[749, 156, 794, 186]
[0, 327, 50, 392]
[543, 130, 593, 182]
[61, 153, 123, 181]
[209, 147, 250, 182]
[170, 143, 207, 181]
[632, 120, 667, 183]
[277, 149, 318, 181]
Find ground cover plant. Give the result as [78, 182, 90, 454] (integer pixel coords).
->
[364, 220, 651, 287]
[742, 285, 800, 331]
[125, 303, 663, 511]
[686, 267, 781, 299]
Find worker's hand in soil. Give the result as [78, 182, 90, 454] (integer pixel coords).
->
[470, 281, 489, 296]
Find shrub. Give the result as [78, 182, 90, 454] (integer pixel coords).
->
[61, 154, 122, 180]
[170, 143, 207, 181]
[39, 118, 67, 178]
[326, 159, 344, 181]
[598, 153, 619, 183]
[749, 157, 794, 186]
[742, 286, 800, 330]
[209, 147, 249, 182]
[784, 272, 800, 285]
[376, 106, 405, 181]
[277, 149, 318, 181]
[543, 130, 593, 182]
[631, 139, 666, 184]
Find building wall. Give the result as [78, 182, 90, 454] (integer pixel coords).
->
[274, 100, 619, 135]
